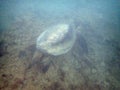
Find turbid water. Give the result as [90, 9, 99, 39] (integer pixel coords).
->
[0, 0, 120, 90]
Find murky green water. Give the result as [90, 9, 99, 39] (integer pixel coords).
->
[0, 0, 120, 90]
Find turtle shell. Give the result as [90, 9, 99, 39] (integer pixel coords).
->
[36, 23, 76, 56]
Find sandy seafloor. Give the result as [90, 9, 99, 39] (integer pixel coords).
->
[0, 1, 120, 90]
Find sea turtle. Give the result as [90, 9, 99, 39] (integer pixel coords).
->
[26, 20, 84, 72]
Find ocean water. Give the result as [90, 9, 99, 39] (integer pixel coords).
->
[0, 0, 120, 90]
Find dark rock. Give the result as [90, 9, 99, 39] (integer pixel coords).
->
[72, 34, 88, 60]
[69, 84, 78, 90]
[26, 44, 36, 53]
[25, 44, 36, 60]
[77, 34, 88, 55]
[18, 50, 26, 58]
[106, 59, 120, 82]
[0, 40, 8, 57]
[36, 60, 51, 73]
[2, 74, 7, 78]
[58, 69, 65, 81]
[49, 82, 64, 90]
